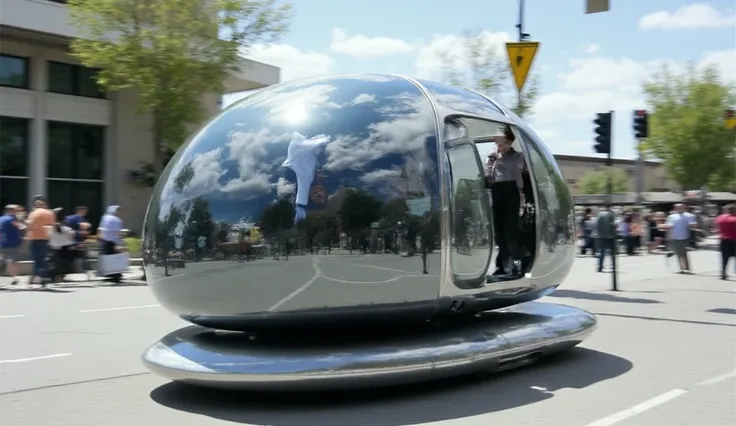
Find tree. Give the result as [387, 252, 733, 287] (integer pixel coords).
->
[67, 0, 292, 178]
[437, 30, 541, 118]
[641, 64, 736, 191]
[578, 167, 630, 195]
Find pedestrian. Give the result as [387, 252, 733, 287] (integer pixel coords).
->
[664, 203, 697, 274]
[26, 195, 55, 287]
[64, 206, 92, 278]
[47, 208, 77, 283]
[714, 204, 736, 280]
[579, 208, 596, 256]
[0, 205, 26, 285]
[98, 205, 125, 283]
[595, 204, 617, 273]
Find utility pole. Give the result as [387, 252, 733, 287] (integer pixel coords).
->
[593, 111, 618, 291]
[515, 0, 530, 109]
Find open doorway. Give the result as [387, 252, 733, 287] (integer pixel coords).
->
[445, 117, 538, 282]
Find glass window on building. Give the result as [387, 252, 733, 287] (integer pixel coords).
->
[47, 121, 105, 226]
[0, 54, 30, 88]
[0, 116, 30, 208]
[47, 61, 105, 98]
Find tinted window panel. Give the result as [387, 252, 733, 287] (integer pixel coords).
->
[0, 117, 30, 176]
[0, 177, 29, 212]
[47, 180, 103, 228]
[48, 122, 105, 180]
[77, 67, 103, 98]
[48, 62, 75, 94]
[145, 74, 442, 259]
[48, 62, 105, 98]
[0, 55, 29, 88]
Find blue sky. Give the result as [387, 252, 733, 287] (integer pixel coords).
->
[223, 0, 735, 159]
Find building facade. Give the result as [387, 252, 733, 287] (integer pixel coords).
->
[0, 0, 280, 231]
[555, 154, 676, 195]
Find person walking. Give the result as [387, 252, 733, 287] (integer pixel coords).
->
[26, 196, 55, 287]
[714, 204, 736, 280]
[64, 206, 92, 278]
[0, 205, 26, 286]
[664, 203, 697, 274]
[579, 208, 597, 256]
[595, 204, 617, 273]
[98, 205, 124, 283]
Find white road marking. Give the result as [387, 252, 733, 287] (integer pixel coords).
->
[0, 314, 25, 320]
[78, 304, 160, 313]
[0, 353, 73, 364]
[268, 257, 321, 312]
[698, 369, 736, 386]
[582, 389, 688, 426]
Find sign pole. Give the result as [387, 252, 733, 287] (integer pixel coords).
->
[507, 0, 539, 108]
[606, 110, 618, 291]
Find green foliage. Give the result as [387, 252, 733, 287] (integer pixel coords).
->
[67, 0, 292, 177]
[641, 64, 736, 190]
[578, 167, 630, 195]
[437, 30, 540, 118]
[124, 237, 143, 254]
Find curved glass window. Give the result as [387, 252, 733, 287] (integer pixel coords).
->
[145, 75, 441, 259]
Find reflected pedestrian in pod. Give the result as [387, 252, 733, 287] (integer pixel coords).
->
[485, 125, 526, 277]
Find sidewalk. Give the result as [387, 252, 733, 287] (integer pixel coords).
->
[0, 266, 145, 289]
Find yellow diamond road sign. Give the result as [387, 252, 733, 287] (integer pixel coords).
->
[506, 41, 540, 92]
[725, 110, 736, 130]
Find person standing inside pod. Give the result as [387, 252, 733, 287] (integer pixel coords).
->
[485, 125, 525, 277]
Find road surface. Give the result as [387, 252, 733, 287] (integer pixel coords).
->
[0, 250, 733, 426]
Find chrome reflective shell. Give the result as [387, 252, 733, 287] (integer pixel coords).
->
[142, 74, 575, 332]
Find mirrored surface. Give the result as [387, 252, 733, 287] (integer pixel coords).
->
[143, 74, 443, 331]
[142, 75, 576, 331]
[445, 137, 492, 288]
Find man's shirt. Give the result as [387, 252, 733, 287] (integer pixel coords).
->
[596, 210, 616, 239]
[715, 214, 736, 240]
[0, 214, 21, 248]
[666, 212, 695, 240]
[27, 208, 55, 240]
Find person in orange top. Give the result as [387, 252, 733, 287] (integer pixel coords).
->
[26, 195, 55, 286]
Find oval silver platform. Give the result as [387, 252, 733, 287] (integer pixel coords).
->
[142, 302, 596, 391]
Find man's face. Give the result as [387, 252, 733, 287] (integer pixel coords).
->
[79, 208, 88, 217]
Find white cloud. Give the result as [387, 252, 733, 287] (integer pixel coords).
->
[639, 4, 736, 30]
[535, 49, 735, 123]
[580, 43, 600, 54]
[414, 31, 511, 80]
[243, 43, 335, 81]
[330, 28, 415, 57]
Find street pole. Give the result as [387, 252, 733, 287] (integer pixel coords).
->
[516, 0, 529, 110]
[636, 139, 644, 206]
[606, 110, 618, 291]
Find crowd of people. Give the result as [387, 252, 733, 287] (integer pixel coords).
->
[0, 195, 128, 287]
[578, 203, 736, 279]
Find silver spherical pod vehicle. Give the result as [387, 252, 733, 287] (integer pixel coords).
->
[141, 74, 596, 391]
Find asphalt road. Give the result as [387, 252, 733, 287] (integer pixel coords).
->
[0, 250, 734, 426]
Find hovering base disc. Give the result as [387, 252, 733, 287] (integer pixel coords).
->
[142, 302, 596, 391]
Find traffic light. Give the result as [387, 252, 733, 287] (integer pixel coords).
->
[593, 112, 612, 154]
[633, 109, 649, 139]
